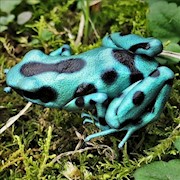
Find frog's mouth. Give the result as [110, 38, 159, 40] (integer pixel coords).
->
[12, 86, 57, 103]
[13, 88, 39, 100]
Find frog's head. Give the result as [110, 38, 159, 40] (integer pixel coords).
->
[6, 49, 85, 108]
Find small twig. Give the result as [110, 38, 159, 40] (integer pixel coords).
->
[51, 141, 115, 164]
[89, 0, 102, 6]
[51, 146, 99, 163]
[161, 50, 180, 60]
[0, 102, 32, 134]
[172, 123, 180, 133]
[75, 0, 101, 45]
[75, 14, 85, 46]
[88, 17, 100, 39]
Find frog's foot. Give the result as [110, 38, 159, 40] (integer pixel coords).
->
[81, 112, 98, 121]
[49, 44, 71, 57]
[81, 113, 96, 125]
[81, 113, 98, 124]
[85, 128, 119, 142]
[81, 113, 110, 131]
[84, 120, 110, 131]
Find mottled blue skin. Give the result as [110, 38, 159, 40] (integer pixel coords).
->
[6, 33, 174, 148]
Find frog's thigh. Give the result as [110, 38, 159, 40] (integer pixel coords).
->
[49, 44, 72, 56]
[106, 66, 174, 129]
[103, 81, 140, 129]
[118, 82, 173, 148]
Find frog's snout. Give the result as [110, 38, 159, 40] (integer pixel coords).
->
[6, 65, 39, 93]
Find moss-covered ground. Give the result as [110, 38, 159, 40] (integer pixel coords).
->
[0, 0, 179, 179]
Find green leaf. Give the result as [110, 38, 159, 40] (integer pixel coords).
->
[0, 0, 22, 13]
[40, 29, 53, 41]
[165, 43, 180, 53]
[156, 55, 180, 65]
[26, 0, 40, 5]
[148, 0, 180, 6]
[0, 25, 7, 32]
[147, 1, 180, 43]
[174, 138, 180, 151]
[134, 159, 180, 180]
[0, 14, 15, 25]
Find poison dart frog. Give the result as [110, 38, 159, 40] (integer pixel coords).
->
[5, 32, 174, 148]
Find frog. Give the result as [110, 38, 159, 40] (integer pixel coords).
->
[5, 32, 174, 148]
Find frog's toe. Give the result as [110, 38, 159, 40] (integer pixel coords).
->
[81, 112, 98, 120]
[85, 129, 119, 143]
[118, 129, 134, 148]
[49, 44, 71, 56]
[4, 87, 12, 93]
[81, 112, 90, 118]
[83, 119, 94, 124]
[4, 69, 10, 74]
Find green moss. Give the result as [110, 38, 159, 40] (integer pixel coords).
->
[0, 0, 179, 179]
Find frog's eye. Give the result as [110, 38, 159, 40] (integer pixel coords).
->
[14, 86, 57, 103]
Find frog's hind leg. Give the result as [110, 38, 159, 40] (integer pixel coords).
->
[102, 32, 163, 57]
[118, 80, 173, 148]
[84, 66, 174, 147]
[105, 66, 174, 148]
[106, 66, 174, 128]
[49, 44, 71, 56]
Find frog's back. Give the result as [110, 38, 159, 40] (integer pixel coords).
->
[71, 47, 159, 97]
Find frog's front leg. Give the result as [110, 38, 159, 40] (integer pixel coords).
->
[49, 44, 71, 57]
[105, 66, 174, 148]
[64, 93, 110, 130]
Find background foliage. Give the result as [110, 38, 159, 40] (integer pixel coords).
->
[0, 0, 179, 179]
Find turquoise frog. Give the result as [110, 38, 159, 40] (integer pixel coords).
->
[6, 33, 174, 148]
